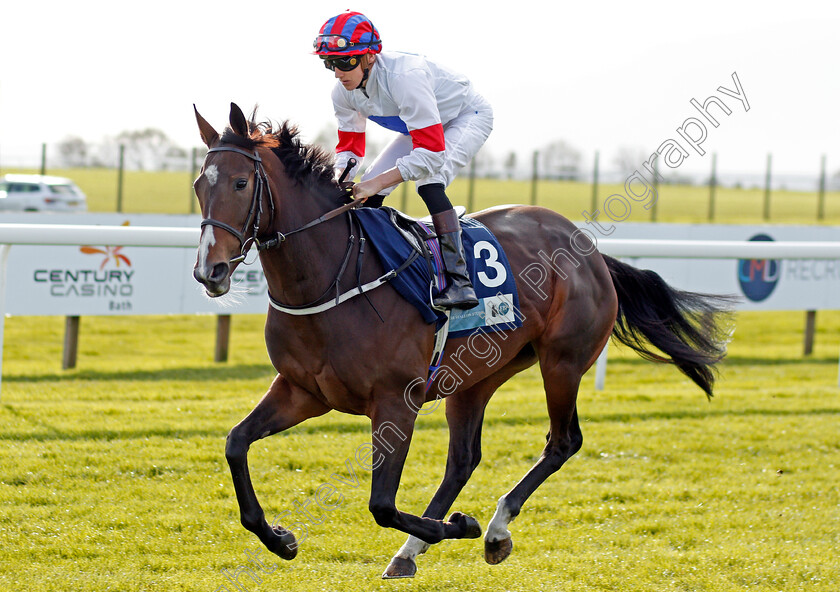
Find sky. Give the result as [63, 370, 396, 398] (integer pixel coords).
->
[2, 1, 838, 178]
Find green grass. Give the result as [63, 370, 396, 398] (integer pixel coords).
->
[1, 311, 839, 591]
[4, 166, 840, 224]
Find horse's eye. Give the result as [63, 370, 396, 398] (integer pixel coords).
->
[235, 179, 248, 191]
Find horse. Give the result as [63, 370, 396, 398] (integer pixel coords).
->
[191, 103, 732, 579]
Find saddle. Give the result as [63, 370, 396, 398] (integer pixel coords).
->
[382, 205, 468, 294]
[388, 205, 467, 248]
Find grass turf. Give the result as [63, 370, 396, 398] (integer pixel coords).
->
[1, 310, 838, 591]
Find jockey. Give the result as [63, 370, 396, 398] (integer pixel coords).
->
[314, 10, 493, 310]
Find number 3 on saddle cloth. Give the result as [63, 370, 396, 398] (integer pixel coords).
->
[353, 207, 523, 388]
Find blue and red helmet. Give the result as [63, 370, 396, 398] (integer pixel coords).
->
[313, 11, 382, 56]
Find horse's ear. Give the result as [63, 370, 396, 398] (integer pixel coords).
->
[194, 105, 219, 148]
[229, 102, 249, 138]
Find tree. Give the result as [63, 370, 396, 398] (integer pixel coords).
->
[311, 124, 338, 154]
[612, 145, 649, 175]
[472, 147, 497, 179]
[96, 128, 186, 171]
[540, 140, 582, 180]
[55, 136, 89, 167]
[503, 151, 518, 180]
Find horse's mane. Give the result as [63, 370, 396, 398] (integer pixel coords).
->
[219, 111, 337, 189]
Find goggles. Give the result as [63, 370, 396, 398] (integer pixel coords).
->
[313, 34, 380, 54]
[321, 54, 361, 72]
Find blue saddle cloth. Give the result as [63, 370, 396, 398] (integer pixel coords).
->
[354, 208, 522, 338]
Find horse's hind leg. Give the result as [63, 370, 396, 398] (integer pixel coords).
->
[225, 374, 330, 560]
[484, 355, 584, 565]
[383, 381, 497, 579]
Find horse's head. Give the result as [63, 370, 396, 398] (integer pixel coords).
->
[192, 103, 274, 297]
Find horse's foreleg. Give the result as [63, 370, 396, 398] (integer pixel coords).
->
[383, 384, 495, 579]
[226, 374, 330, 560]
[367, 402, 482, 551]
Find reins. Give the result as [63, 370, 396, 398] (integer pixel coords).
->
[255, 193, 365, 251]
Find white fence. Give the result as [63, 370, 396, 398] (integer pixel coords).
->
[1, 219, 839, 396]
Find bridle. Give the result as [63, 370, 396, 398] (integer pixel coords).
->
[199, 146, 364, 265]
[197, 147, 418, 316]
[200, 146, 275, 265]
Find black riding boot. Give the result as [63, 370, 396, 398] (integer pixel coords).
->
[432, 208, 479, 310]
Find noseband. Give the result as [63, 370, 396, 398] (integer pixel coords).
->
[200, 146, 275, 265]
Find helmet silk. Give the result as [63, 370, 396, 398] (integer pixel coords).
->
[314, 11, 382, 56]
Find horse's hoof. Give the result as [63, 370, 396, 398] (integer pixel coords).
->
[265, 525, 298, 560]
[484, 536, 513, 565]
[382, 556, 417, 579]
[448, 511, 482, 539]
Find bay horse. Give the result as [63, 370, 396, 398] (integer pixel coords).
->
[191, 103, 731, 578]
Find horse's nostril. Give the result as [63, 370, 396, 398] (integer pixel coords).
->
[194, 262, 230, 286]
[210, 262, 230, 283]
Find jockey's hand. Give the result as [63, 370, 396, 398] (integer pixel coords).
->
[352, 179, 380, 202]
[350, 168, 403, 202]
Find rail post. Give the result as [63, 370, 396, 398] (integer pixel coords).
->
[63, 316, 81, 369]
[763, 153, 772, 221]
[467, 158, 476, 212]
[117, 145, 125, 213]
[803, 310, 817, 356]
[190, 147, 198, 214]
[215, 315, 231, 362]
[591, 151, 599, 214]
[650, 158, 659, 222]
[817, 155, 826, 221]
[530, 151, 539, 206]
[708, 153, 717, 221]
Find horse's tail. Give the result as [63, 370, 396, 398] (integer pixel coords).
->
[602, 254, 736, 398]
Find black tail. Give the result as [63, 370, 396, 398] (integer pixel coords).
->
[603, 255, 736, 398]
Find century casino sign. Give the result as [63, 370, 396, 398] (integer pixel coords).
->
[34, 245, 135, 310]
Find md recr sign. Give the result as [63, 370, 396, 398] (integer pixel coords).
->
[598, 223, 840, 311]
